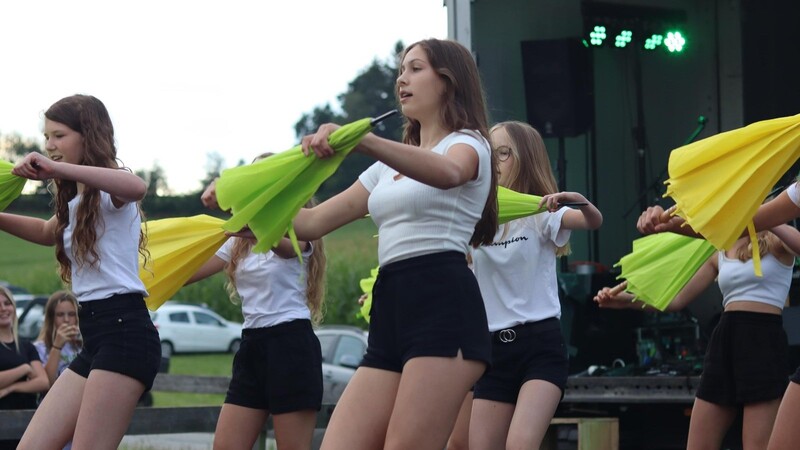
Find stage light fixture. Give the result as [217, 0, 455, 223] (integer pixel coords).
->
[590, 25, 607, 46]
[614, 30, 633, 48]
[643, 34, 664, 50]
[582, 2, 687, 55]
[664, 31, 686, 52]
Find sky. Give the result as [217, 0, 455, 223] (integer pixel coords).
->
[0, 0, 448, 194]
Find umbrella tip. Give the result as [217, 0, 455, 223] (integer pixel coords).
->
[370, 110, 399, 127]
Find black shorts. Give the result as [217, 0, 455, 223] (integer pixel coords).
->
[361, 251, 491, 373]
[696, 311, 789, 406]
[225, 319, 322, 414]
[69, 294, 161, 391]
[473, 318, 568, 404]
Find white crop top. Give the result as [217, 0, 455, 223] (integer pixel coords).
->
[359, 130, 491, 266]
[717, 251, 792, 310]
[786, 182, 800, 207]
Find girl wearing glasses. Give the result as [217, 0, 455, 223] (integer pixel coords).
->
[467, 121, 602, 450]
[34, 291, 82, 388]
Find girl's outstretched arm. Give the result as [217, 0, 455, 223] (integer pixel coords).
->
[13, 153, 147, 206]
[0, 214, 57, 246]
[291, 181, 370, 241]
[302, 125, 482, 189]
[539, 191, 603, 230]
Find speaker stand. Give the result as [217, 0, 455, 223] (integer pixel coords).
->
[558, 136, 569, 273]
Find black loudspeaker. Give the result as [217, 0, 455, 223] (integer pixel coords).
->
[520, 38, 593, 138]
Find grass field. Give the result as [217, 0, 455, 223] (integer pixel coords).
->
[0, 216, 379, 406]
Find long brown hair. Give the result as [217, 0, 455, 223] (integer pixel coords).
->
[491, 121, 570, 256]
[37, 290, 79, 351]
[397, 39, 498, 247]
[45, 95, 149, 283]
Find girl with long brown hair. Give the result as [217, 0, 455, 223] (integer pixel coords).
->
[0, 94, 161, 450]
[34, 290, 82, 387]
[289, 38, 498, 450]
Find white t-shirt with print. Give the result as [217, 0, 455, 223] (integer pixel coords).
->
[471, 210, 570, 331]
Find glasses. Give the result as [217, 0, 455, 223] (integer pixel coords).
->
[494, 146, 513, 162]
[55, 312, 77, 318]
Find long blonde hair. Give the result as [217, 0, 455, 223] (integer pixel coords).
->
[37, 290, 79, 351]
[734, 231, 783, 262]
[491, 121, 570, 256]
[221, 153, 326, 324]
[0, 286, 20, 353]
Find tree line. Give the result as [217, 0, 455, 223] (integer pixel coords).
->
[1, 41, 405, 218]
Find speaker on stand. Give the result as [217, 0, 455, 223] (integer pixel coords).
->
[520, 38, 595, 269]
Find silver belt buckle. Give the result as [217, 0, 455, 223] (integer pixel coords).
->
[498, 329, 516, 343]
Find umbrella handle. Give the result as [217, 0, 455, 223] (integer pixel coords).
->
[609, 280, 628, 296]
[660, 205, 677, 223]
[370, 110, 399, 127]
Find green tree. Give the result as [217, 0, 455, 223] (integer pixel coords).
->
[136, 162, 170, 197]
[1, 133, 41, 161]
[295, 41, 405, 200]
[198, 152, 226, 193]
[1, 133, 47, 194]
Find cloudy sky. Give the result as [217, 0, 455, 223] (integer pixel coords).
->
[1, 0, 447, 193]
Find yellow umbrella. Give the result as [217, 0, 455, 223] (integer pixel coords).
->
[0, 160, 27, 211]
[216, 111, 397, 256]
[140, 215, 229, 311]
[614, 232, 716, 311]
[663, 113, 800, 275]
[356, 266, 380, 324]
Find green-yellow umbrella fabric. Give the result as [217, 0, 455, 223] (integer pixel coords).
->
[497, 186, 546, 224]
[0, 160, 27, 211]
[663, 113, 800, 276]
[139, 215, 229, 311]
[216, 116, 379, 256]
[614, 232, 716, 311]
[357, 265, 380, 324]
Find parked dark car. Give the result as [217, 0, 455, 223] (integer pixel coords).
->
[314, 325, 368, 404]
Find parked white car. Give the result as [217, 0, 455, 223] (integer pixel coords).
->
[150, 302, 243, 357]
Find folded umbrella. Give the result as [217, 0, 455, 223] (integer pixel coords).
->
[0, 160, 27, 211]
[497, 186, 546, 224]
[614, 232, 716, 311]
[356, 265, 380, 324]
[140, 215, 229, 311]
[663, 113, 800, 275]
[216, 111, 398, 256]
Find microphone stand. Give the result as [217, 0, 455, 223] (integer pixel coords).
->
[622, 115, 707, 218]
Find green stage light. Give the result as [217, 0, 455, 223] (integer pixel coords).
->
[644, 34, 664, 50]
[589, 25, 607, 46]
[665, 31, 686, 52]
[614, 30, 633, 48]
